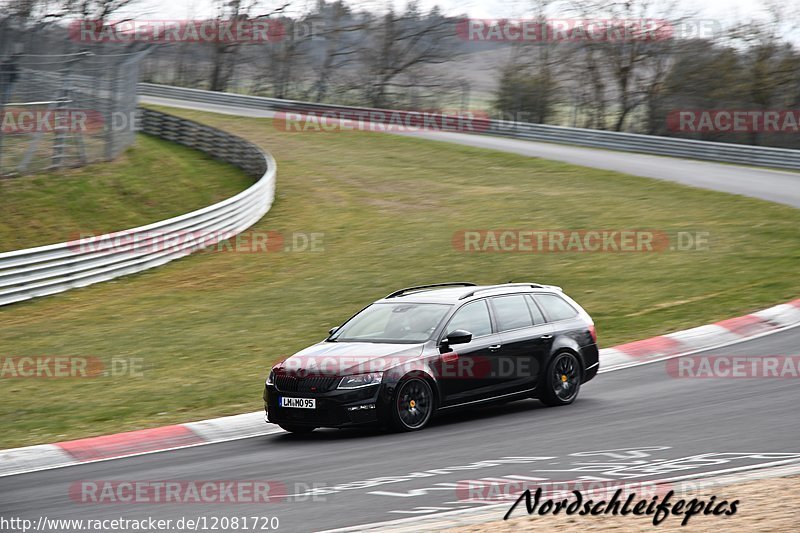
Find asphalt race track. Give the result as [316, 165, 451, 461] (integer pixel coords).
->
[140, 95, 800, 208]
[1, 327, 798, 531]
[1, 98, 798, 532]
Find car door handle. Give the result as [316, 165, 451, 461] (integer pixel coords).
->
[540, 335, 554, 341]
[488, 344, 502, 352]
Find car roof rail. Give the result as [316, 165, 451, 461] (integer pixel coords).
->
[458, 282, 553, 300]
[385, 282, 477, 299]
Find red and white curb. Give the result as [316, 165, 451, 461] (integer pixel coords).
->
[599, 298, 800, 372]
[1, 298, 798, 478]
[0, 412, 280, 478]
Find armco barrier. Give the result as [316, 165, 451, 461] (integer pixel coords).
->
[0, 108, 276, 307]
[139, 83, 800, 170]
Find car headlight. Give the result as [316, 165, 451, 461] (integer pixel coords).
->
[337, 372, 383, 389]
[266, 370, 275, 386]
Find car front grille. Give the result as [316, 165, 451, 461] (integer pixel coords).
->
[274, 374, 339, 393]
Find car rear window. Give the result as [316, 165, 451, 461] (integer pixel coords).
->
[524, 295, 546, 325]
[491, 295, 534, 331]
[535, 294, 579, 322]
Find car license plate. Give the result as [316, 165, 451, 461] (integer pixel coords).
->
[279, 397, 316, 409]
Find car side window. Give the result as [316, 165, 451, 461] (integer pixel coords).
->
[491, 295, 534, 332]
[535, 294, 579, 322]
[446, 300, 492, 338]
[525, 295, 546, 325]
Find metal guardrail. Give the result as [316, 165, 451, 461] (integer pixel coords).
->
[0, 108, 276, 307]
[139, 83, 800, 171]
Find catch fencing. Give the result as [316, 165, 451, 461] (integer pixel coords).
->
[0, 52, 145, 177]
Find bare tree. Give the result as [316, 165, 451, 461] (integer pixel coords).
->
[494, 0, 571, 124]
[728, 0, 800, 144]
[355, 3, 459, 108]
[305, 0, 364, 102]
[568, 0, 687, 131]
[207, 0, 291, 93]
[63, 0, 138, 21]
[0, 0, 139, 24]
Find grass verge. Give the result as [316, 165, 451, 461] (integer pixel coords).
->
[0, 106, 798, 448]
[0, 134, 253, 252]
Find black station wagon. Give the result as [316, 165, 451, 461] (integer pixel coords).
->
[264, 282, 599, 433]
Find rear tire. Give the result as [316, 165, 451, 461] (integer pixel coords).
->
[388, 377, 434, 432]
[538, 352, 582, 406]
[279, 425, 316, 434]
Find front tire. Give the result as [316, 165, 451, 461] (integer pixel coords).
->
[538, 352, 582, 406]
[388, 377, 434, 431]
[279, 424, 316, 434]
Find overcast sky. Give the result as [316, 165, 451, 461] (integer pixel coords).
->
[125, 0, 786, 24]
[106, 0, 799, 45]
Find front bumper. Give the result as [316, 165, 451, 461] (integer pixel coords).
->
[264, 382, 391, 428]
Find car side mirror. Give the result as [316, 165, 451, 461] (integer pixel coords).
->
[443, 329, 472, 346]
[328, 326, 340, 336]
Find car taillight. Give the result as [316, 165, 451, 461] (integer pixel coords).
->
[589, 324, 597, 343]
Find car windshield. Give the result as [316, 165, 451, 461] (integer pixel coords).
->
[330, 302, 452, 343]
